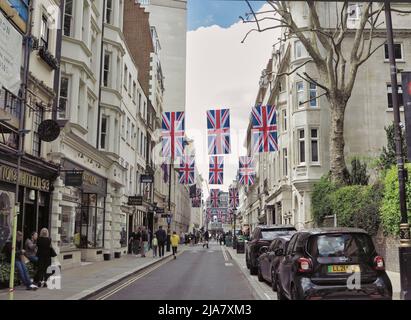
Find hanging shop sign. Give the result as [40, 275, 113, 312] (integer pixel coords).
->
[0, 10, 23, 94]
[140, 175, 154, 184]
[155, 207, 165, 214]
[128, 196, 143, 206]
[0, 164, 50, 191]
[64, 170, 83, 187]
[38, 120, 61, 142]
[402, 72, 411, 161]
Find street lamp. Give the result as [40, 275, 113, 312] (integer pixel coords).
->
[385, 1, 411, 300]
[232, 209, 237, 249]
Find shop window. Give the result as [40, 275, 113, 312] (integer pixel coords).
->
[61, 206, 76, 249]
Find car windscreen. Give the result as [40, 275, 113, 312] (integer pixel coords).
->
[307, 233, 375, 258]
[260, 230, 294, 240]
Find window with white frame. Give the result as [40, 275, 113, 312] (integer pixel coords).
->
[124, 65, 128, 90]
[282, 109, 287, 132]
[384, 43, 403, 61]
[126, 117, 130, 144]
[128, 74, 132, 93]
[131, 124, 135, 148]
[348, 2, 360, 20]
[311, 128, 319, 163]
[133, 81, 136, 102]
[296, 81, 305, 108]
[309, 83, 318, 107]
[103, 52, 111, 87]
[32, 107, 44, 157]
[40, 15, 50, 49]
[137, 127, 140, 152]
[283, 148, 288, 177]
[387, 84, 404, 108]
[64, 0, 74, 37]
[121, 115, 125, 138]
[58, 76, 70, 119]
[140, 132, 143, 155]
[106, 0, 113, 24]
[298, 129, 306, 165]
[294, 40, 304, 59]
[100, 116, 108, 150]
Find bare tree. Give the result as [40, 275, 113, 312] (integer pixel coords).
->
[241, 1, 410, 183]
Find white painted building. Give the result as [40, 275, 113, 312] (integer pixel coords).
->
[240, 2, 411, 233]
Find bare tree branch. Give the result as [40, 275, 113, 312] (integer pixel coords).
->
[277, 59, 313, 77]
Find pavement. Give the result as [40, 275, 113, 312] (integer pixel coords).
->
[92, 242, 258, 300]
[0, 249, 174, 300]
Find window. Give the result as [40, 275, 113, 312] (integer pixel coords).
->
[126, 118, 130, 143]
[100, 116, 108, 149]
[298, 129, 306, 164]
[121, 115, 125, 138]
[131, 124, 135, 148]
[133, 82, 137, 102]
[348, 3, 360, 20]
[103, 53, 111, 87]
[387, 85, 404, 108]
[283, 148, 288, 176]
[124, 65, 128, 90]
[40, 15, 50, 49]
[59, 76, 70, 119]
[106, 0, 113, 24]
[138, 93, 142, 113]
[294, 41, 304, 59]
[282, 109, 287, 132]
[140, 132, 143, 155]
[311, 129, 319, 163]
[296, 81, 304, 108]
[384, 43, 403, 60]
[137, 127, 140, 152]
[32, 107, 44, 157]
[309, 83, 318, 107]
[64, 0, 74, 37]
[128, 74, 132, 93]
[279, 77, 286, 93]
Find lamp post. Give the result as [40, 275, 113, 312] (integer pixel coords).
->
[232, 209, 237, 250]
[385, 1, 411, 300]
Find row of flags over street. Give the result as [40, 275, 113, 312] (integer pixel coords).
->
[161, 105, 277, 210]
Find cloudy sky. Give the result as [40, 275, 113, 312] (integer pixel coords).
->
[186, 0, 279, 198]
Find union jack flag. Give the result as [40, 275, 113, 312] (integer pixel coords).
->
[210, 189, 220, 208]
[209, 156, 224, 185]
[251, 105, 278, 153]
[178, 156, 195, 185]
[207, 109, 231, 155]
[229, 188, 239, 209]
[162, 112, 185, 159]
[239, 156, 255, 186]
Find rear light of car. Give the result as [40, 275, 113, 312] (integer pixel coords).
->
[298, 257, 313, 273]
[374, 256, 385, 271]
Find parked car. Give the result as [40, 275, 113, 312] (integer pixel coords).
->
[245, 225, 296, 275]
[275, 228, 393, 300]
[257, 234, 293, 291]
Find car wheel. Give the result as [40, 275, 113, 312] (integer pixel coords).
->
[257, 264, 264, 282]
[290, 284, 302, 301]
[271, 269, 277, 292]
[276, 279, 287, 301]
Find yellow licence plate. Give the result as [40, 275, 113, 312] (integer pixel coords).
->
[327, 265, 361, 273]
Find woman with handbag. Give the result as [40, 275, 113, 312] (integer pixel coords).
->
[35, 228, 57, 288]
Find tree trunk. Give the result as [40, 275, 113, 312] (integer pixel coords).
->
[329, 100, 347, 183]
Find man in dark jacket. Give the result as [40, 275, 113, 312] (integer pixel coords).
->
[203, 230, 210, 249]
[155, 226, 167, 257]
[2, 231, 38, 290]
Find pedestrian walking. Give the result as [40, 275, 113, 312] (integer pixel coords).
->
[202, 230, 209, 249]
[141, 227, 148, 258]
[171, 231, 180, 259]
[35, 228, 57, 288]
[152, 235, 158, 258]
[155, 226, 167, 257]
[25, 231, 38, 264]
[2, 231, 38, 290]
[135, 227, 142, 256]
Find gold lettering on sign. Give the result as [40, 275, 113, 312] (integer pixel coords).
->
[83, 172, 98, 186]
[0, 165, 50, 192]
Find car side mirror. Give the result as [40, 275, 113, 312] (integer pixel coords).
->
[275, 248, 284, 256]
[259, 246, 269, 255]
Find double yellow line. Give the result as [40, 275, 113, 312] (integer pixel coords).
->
[96, 253, 181, 300]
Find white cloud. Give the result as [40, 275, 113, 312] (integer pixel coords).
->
[186, 5, 281, 198]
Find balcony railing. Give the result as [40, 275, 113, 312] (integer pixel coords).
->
[0, 87, 22, 119]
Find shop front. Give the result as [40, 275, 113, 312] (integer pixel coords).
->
[58, 159, 107, 264]
[0, 158, 57, 252]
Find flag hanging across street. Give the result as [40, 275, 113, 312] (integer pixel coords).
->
[178, 155, 195, 185]
[210, 189, 220, 208]
[209, 156, 224, 185]
[251, 105, 278, 153]
[207, 108, 231, 155]
[162, 111, 185, 159]
[229, 188, 239, 209]
[239, 156, 256, 186]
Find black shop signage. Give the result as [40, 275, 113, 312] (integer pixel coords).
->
[62, 160, 107, 196]
[128, 196, 143, 206]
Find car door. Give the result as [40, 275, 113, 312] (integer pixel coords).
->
[279, 234, 299, 296]
[250, 228, 260, 265]
[266, 240, 278, 281]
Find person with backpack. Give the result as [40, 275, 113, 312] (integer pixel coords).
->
[152, 235, 158, 258]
